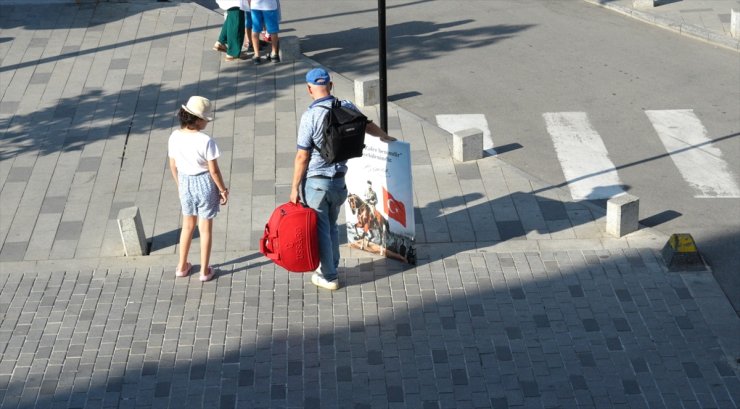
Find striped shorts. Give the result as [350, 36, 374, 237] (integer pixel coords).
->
[178, 171, 220, 219]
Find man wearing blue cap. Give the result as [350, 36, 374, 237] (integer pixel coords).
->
[290, 68, 396, 290]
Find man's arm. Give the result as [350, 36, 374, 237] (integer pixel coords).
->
[290, 149, 311, 204]
[366, 121, 397, 142]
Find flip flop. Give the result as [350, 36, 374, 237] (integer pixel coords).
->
[199, 266, 215, 282]
[175, 262, 191, 277]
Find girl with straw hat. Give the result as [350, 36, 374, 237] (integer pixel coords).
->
[168, 96, 229, 282]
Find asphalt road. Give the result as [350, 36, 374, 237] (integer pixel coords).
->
[252, 0, 740, 310]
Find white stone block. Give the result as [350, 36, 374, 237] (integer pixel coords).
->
[279, 36, 300, 61]
[354, 76, 380, 107]
[606, 194, 640, 237]
[117, 207, 148, 256]
[452, 128, 483, 162]
[731, 9, 740, 39]
[633, 0, 655, 8]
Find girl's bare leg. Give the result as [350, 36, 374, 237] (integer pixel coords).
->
[178, 215, 197, 272]
[198, 217, 214, 275]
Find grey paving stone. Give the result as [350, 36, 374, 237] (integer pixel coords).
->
[109, 58, 129, 70]
[454, 163, 481, 180]
[29, 72, 52, 85]
[54, 221, 82, 240]
[0, 241, 27, 261]
[39, 196, 67, 214]
[6, 166, 33, 182]
[496, 221, 525, 241]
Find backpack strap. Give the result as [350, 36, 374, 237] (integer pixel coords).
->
[311, 98, 340, 150]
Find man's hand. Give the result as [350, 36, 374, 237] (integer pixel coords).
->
[366, 122, 397, 142]
[289, 188, 300, 204]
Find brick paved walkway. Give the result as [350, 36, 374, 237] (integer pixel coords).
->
[1, 250, 738, 409]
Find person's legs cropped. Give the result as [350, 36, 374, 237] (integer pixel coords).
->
[243, 12, 253, 52]
[261, 9, 280, 61]
[250, 9, 265, 62]
[304, 177, 348, 285]
[224, 8, 245, 59]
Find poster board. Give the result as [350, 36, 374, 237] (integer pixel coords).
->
[344, 137, 416, 264]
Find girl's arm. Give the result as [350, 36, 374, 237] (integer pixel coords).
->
[169, 158, 178, 187]
[208, 159, 229, 205]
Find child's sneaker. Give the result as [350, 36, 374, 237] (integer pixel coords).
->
[311, 273, 339, 290]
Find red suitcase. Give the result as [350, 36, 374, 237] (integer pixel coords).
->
[260, 202, 320, 272]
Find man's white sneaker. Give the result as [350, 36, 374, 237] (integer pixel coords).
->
[311, 273, 339, 291]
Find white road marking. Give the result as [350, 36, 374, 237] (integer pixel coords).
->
[645, 109, 740, 198]
[543, 112, 626, 200]
[435, 114, 495, 155]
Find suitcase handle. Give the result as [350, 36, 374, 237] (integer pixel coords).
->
[259, 225, 279, 261]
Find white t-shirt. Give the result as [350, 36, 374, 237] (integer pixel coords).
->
[250, 0, 277, 11]
[168, 129, 221, 176]
[216, 0, 248, 11]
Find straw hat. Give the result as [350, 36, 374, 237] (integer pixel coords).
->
[181, 96, 213, 121]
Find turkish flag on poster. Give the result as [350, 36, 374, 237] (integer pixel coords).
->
[383, 187, 406, 227]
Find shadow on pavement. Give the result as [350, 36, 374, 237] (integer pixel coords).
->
[2, 248, 737, 408]
[0, 2, 178, 30]
[300, 20, 535, 76]
[0, 68, 291, 160]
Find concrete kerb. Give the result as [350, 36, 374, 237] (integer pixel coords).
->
[583, 0, 740, 52]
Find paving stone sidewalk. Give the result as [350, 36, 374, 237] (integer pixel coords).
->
[0, 2, 738, 409]
[1, 250, 739, 409]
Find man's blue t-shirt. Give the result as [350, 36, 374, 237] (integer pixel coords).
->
[297, 96, 361, 178]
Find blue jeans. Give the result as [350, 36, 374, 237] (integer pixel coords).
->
[304, 177, 347, 282]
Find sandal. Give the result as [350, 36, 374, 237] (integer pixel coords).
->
[175, 262, 192, 277]
[199, 266, 215, 282]
[213, 42, 226, 52]
[224, 55, 237, 62]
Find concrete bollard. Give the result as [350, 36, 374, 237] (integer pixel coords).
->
[633, 0, 655, 8]
[117, 207, 148, 256]
[452, 128, 483, 162]
[354, 76, 380, 107]
[279, 36, 300, 61]
[606, 194, 640, 237]
[732, 9, 740, 39]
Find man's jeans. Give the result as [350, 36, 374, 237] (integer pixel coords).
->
[304, 177, 348, 282]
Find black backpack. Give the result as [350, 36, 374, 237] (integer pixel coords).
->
[316, 99, 368, 164]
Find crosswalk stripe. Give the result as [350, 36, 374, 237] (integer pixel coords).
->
[645, 109, 740, 198]
[435, 114, 495, 156]
[543, 112, 626, 201]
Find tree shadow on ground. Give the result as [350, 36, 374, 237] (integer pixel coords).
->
[0, 2, 179, 30]
[300, 20, 535, 76]
[3, 241, 738, 408]
[339, 184, 621, 287]
[0, 65, 290, 160]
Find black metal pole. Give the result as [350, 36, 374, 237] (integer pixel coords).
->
[378, 0, 388, 132]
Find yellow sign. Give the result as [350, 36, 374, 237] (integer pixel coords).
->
[669, 234, 697, 253]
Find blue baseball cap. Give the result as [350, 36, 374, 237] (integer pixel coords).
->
[306, 68, 331, 86]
